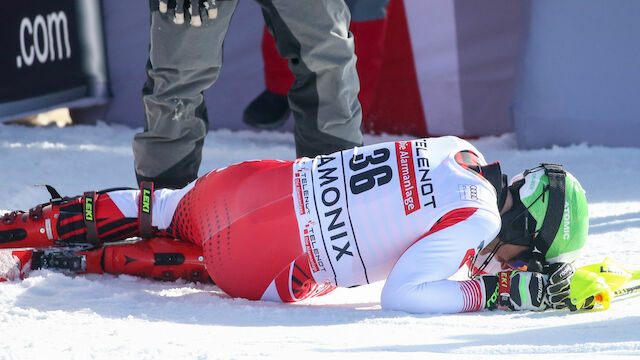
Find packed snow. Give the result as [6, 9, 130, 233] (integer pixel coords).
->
[1, 122, 639, 359]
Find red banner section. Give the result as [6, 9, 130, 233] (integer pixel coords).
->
[395, 141, 420, 215]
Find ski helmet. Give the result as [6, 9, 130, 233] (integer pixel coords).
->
[507, 164, 589, 264]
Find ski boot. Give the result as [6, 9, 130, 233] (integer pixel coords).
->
[1, 185, 75, 249]
[1, 183, 154, 250]
[31, 237, 210, 283]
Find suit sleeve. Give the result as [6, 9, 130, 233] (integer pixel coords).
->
[381, 208, 500, 313]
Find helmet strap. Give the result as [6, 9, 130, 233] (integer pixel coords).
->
[533, 163, 566, 258]
[498, 185, 538, 247]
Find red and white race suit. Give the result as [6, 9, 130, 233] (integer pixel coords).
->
[95, 136, 501, 313]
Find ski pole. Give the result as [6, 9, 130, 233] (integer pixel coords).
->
[612, 283, 640, 298]
[570, 257, 640, 310]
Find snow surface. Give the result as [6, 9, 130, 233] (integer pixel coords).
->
[1, 122, 640, 359]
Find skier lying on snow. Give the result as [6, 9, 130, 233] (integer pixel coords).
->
[0, 136, 589, 313]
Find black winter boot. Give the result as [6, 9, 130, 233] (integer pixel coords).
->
[242, 89, 291, 129]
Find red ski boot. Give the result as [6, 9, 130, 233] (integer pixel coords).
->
[1, 198, 66, 249]
[30, 237, 210, 283]
[0, 185, 147, 250]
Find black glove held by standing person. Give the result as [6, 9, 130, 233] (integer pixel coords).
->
[159, 0, 219, 27]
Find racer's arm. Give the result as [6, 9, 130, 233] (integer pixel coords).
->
[381, 208, 500, 313]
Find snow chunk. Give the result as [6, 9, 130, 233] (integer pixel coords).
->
[0, 250, 20, 281]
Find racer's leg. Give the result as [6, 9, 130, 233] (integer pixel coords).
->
[166, 160, 316, 300]
[1, 237, 210, 283]
[0, 190, 140, 249]
[2, 160, 321, 299]
[88, 236, 209, 282]
[0, 181, 194, 250]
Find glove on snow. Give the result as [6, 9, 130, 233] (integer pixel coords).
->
[545, 262, 595, 311]
[545, 262, 574, 310]
[159, 0, 219, 27]
[481, 270, 547, 311]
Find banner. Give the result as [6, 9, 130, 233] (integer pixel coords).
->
[0, 0, 109, 121]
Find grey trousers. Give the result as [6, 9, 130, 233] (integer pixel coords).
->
[134, 0, 363, 188]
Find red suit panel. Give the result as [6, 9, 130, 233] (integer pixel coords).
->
[168, 160, 303, 300]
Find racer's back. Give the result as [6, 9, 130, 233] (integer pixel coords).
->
[292, 136, 501, 287]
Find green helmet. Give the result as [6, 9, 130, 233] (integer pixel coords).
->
[511, 164, 589, 264]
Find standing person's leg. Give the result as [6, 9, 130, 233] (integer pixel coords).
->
[256, 0, 363, 158]
[261, 28, 294, 97]
[242, 28, 294, 130]
[133, 0, 238, 189]
[347, 0, 389, 124]
[248, 0, 389, 132]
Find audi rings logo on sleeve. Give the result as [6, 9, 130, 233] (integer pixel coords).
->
[458, 185, 479, 201]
